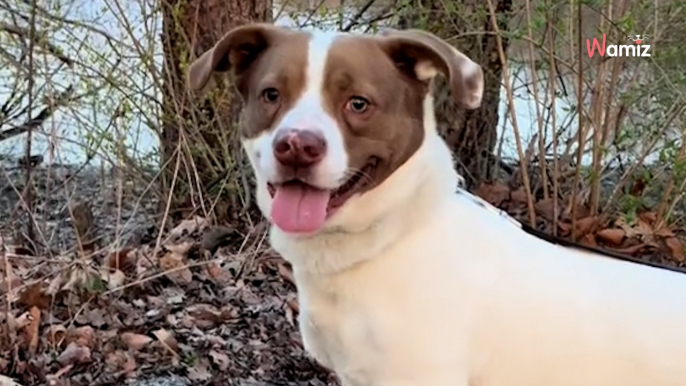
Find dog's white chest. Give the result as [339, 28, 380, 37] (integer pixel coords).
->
[291, 244, 473, 386]
[298, 282, 381, 386]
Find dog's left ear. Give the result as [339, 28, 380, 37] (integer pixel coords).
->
[378, 29, 484, 109]
[187, 23, 286, 93]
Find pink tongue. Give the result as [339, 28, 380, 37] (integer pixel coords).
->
[271, 183, 330, 234]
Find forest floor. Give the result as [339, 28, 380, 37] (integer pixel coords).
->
[0, 158, 684, 386]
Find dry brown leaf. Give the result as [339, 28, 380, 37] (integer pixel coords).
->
[579, 233, 597, 248]
[105, 350, 137, 377]
[81, 308, 107, 328]
[152, 328, 179, 355]
[557, 221, 572, 236]
[18, 283, 50, 309]
[665, 238, 685, 262]
[46, 271, 66, 296]
[287, 298, 300, 314]
[285, 300, 296, 326]
[608, 243, 658, 256]
[655, 226, 676, 238]
[167, 216, 208, 241]
[573, 216, 598, 238]
[634, 220, 654, 240]
[159, 252, 192, 285]
[45, 324, 67, 347]
[205, 262, 232, 286]
[209, 350, 230, 371]
[220, 305, 238, 320]
[475, 181, 510, 207]
[25, 306, 40, 356]
[187, 304, 223, 329]
[615, 217, 636, 238]
[135, 247, 157, 278]
[68, 326, 95, 348]
[508, 188, 529, 211]
[121, 332, 152, 351]
[187, 304, 221, 319]
[534, 198, 556, 221]
[187, 359, 212, 382]
[596, 228, 626, 246]
[576, 204, 592, 221]
[616, 217, 656, 241]
[57, 342, 91, 366]
[105, 248, 136, 272]
[164, 240, 195, 256]
[278, 263, 296, 286]
[638, 211, 657, 225]
[99, 268, 126, 290]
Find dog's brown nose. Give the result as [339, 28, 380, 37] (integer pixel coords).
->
[273, 130, 326, 168]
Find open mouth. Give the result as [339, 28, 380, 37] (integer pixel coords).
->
[267, 158, 377, 212]
[266, 158, 378, 234]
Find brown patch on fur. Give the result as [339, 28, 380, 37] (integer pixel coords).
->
[187, 23, 310, 139]
[321, 35, 427, 193]
[320, 31, 483, 193]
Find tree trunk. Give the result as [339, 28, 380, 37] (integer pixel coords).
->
[160, 0, 271, 225]
[398, 0, 512, 188]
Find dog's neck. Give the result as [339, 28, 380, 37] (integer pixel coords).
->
[269, 95, 460, 276]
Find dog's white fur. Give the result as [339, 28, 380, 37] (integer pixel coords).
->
[243, 30, 347, 191]
[244, 30, 686, 386]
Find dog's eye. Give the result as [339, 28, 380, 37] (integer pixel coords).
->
[261, 88, 280, 103]
[346, 96, 369, 113]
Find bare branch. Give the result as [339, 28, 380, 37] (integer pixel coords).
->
[0, 85, 75, 142]
[0, 22, 74, 66]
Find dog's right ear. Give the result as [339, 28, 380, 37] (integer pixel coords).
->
[187, 23, 286, 92]
[378, 29, 484, 110]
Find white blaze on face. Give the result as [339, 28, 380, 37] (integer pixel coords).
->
[245, 30, 350, 235]
[276, 29, 349, 189]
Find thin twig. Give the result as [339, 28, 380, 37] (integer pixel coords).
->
[21, 0, 38, 248]
[0, 86, 74, 142]
[524, 0, 548, 200]
[485, 0, 536, 226]
[546, 1, 560, 236]
[570, 0, 584, 240]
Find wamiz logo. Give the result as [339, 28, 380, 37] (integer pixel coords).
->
[586, 33, 652, 58]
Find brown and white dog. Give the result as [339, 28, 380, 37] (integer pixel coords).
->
[188, 23, 686, 386]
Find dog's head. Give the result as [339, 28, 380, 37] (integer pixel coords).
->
[188, 24, 483, 236]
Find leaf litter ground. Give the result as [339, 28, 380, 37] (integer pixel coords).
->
[1, 215, 337, 386]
